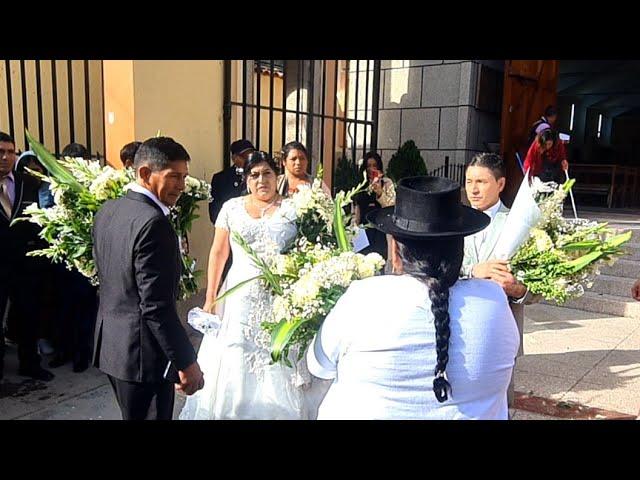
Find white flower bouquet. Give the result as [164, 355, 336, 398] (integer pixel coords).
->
[289, 172, 336, 246]
[16, 130, 211, 300]
[493, 172, 632, 303]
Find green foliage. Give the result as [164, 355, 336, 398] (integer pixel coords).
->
[385, 140, 427, 183]
[333, 155, 360, 196]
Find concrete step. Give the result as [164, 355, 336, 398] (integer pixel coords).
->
[621, 242, 640, 261]
[600, 258, 639, 279]
[589, 274, 636, 297]
[549, 291, 640, 319]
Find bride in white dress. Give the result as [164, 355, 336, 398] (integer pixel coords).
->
[180, 151, 326, 420]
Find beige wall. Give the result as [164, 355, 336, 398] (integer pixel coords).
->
[0, 59, 226, 297]
[0, 60, 103, 156]
[103, 61, 135, 168]
[127, 60, 224, 292]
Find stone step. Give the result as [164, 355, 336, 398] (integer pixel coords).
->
[621, 242, 640, 261]
[600, 259, 639, 279]
[589, 274, 636, 297]
[549, 291, 640, 319]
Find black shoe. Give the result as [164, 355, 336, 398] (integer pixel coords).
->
[19, 366, 55, 382]
[72, 360, 89, 373]
[48, 354, 68, 368]
[0, 360, 3, 381]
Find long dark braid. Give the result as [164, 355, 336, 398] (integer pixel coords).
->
[396, 236, 464, 403]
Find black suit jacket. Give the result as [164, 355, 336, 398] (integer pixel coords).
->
[0, 171, 43, 277]
[209, 166, 245, 224]
[92, 190, 197, 383]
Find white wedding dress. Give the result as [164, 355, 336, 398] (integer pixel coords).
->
[179, 197, 330, 420]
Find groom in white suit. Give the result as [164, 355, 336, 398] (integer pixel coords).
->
[460, 153, 538, 409]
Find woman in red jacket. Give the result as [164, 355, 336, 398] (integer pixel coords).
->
[523, 129, 569, 183]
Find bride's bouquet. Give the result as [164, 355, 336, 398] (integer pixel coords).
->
[221, 169, 385, 365]
[15, 130, 211, 300]
[492, 172, 631, 303]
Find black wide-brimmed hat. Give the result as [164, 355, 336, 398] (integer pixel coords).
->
[367, 176, 490, 238]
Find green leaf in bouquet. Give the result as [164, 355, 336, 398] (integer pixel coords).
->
[26, 130, 84, 192]
[561, 178, 576, 193]
[561, 240, 602, 251]
[231, 230, 283, 295]
[332, 171, 368, 252]
[71, 245, 87, 259]
[561, 231, 630, 269]
[343, 170, 369, 205]
[563, 250, 603, 273]
[43, 229, 55, 243]
[559, 223, 610, 246]
[333, 191, 349, 252]
[608, 230, 632, 249]
[270, 317, 308, 364]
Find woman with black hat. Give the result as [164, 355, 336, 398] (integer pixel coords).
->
[306, 176, 520, 419]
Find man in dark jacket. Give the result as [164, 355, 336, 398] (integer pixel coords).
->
[208, 139, 255, 224]
[0, 131, 54, 381]
[208, 139, 255, 288]
[92, 136, 204, 420]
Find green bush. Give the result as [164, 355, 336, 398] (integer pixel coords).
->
[333, 155, 360, 195]
[386, 140, 427, 183]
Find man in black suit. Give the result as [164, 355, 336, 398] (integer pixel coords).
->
[208, 139, 255, 224]
[0, 131, 54, 381]
[92, 136, 204, 420]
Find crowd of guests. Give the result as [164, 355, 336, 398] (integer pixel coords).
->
[182, 140, 526, 419]
[187, 105, 568, 420]
[3, 103, 604, 420]
[0, 136, 142, 382]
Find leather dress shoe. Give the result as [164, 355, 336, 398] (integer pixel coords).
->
[19, 366, 55, 381]
[49, 354, 69, 368]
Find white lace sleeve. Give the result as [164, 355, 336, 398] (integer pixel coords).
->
[279, 198, 298, 224]
[214, 198, 233, 230]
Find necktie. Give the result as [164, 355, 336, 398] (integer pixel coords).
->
[0, 177, 12, 217]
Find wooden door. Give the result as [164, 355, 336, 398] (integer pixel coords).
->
[500, 60, 559, 205]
